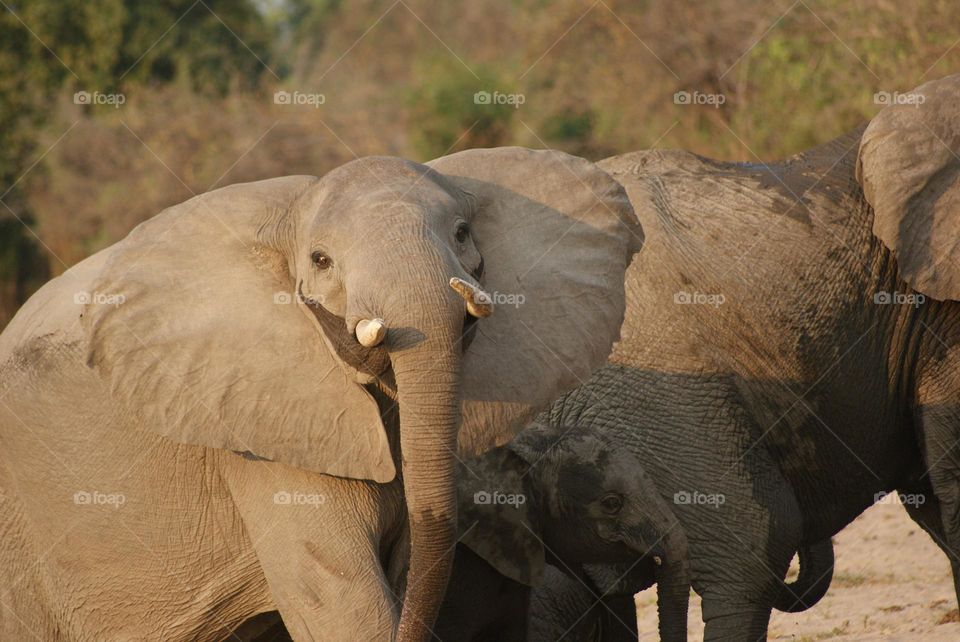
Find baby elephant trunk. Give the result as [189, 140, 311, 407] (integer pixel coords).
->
[651, 524, 691, 642]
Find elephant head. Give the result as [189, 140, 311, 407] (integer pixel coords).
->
[857, 73, 960, 302]
[80, 147, 641, 639]
[457, 421, 690, 640]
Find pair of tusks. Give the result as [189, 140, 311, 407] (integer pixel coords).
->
[354, 277, 495, 348]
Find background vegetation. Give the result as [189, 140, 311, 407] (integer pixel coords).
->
[2, 0, 959, 325]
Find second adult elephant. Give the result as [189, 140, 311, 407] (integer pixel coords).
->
[0, 148, 640, 641]
[537, 73, 960, 639]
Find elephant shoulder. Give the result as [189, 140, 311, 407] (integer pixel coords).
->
[778, 126, 866, 210]
[598, 148, 721, 178]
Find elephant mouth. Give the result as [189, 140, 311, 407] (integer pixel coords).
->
[461, 310, 478, 352]
[303, 297, 392, 377]
[302, 295, 478, 380]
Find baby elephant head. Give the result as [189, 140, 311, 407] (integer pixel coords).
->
[457, 421, 685, 586]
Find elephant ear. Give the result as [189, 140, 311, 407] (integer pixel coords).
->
[457, 445, 545, 586]
[427, 147, 642, 455]
[857, 73, 960, 300]
[81, 177, 395, 482]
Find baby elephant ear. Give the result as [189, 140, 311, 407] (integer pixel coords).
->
[857, 73, 960, 300]
[82, 177, 394, 482]
[428, 147, 642, 456]
[456, 446, 545, 586]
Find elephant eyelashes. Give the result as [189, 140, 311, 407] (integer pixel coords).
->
[311, 251, 332, 270]
[600, 493, 623, 515]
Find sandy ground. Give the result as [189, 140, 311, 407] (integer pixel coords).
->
[634, 499, 960, 640]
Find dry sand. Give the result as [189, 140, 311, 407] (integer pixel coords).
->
[635, 499, 960, 640]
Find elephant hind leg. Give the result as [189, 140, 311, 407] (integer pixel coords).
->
[914, 402, 960, 609]
[899, 487, 960, 605]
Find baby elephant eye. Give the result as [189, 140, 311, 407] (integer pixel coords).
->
[311, 251, 332, 270]
[600, 493, 623, 515]
[454, 224, 470, 245]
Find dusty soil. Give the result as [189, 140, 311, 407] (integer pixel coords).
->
[635, 499, 960, 640]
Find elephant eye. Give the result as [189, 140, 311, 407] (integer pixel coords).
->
[600, 493, 623, 515]
[311, 251, 332, 270]
[455, 224, 470, 245]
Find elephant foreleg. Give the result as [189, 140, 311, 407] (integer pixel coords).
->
[221, 457, 401, 642]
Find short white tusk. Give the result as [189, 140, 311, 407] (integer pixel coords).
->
[355, 318, 386, 347]
[449, 277, 494, 318]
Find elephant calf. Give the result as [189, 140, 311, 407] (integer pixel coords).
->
[435, 422, 691, 641]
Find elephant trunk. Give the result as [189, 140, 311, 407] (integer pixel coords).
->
[622, 477, 690, 642]
[652, 525, 691, 642]
[385, 267, 466, 642]
[773, 539, 834, 612]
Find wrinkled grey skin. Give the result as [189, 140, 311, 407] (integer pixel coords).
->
[526, 74, 960, 640]
[528, 564, 645, 642]
[434, 423, 691, 642]
[0, 148, 639, 641]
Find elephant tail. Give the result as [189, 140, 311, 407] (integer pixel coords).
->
[773, 539, 834, 612]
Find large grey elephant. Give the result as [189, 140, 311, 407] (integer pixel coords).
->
[507, 73, 960, 640]
[0, 148, 641, 641]
[436, 403, 831, 642]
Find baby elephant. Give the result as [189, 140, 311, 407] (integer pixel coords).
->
[435, 422, 691, 641]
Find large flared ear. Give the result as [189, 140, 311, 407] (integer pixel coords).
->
[427, 147, 642, 455]
[456, 445, 545, 586]
[857, 73, 960, 300]
[81, 177, 394, 482]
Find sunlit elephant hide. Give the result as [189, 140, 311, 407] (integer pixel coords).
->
[0, 147, 641, 642]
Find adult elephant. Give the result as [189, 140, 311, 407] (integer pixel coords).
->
[531, 73, 960, 639]
[0, 148, 641, 641]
